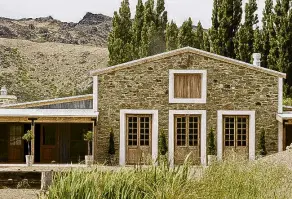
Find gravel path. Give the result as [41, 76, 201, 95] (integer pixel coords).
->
[0, 189, 40, 199]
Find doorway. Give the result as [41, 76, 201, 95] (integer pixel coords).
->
[285, 124, 292, 149]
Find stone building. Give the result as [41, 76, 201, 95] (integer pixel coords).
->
[90, 47, 287, 166]
[0, 47, 291, 165]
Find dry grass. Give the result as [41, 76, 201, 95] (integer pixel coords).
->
[0, 38, 108, 102]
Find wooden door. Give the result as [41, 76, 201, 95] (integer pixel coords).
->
[223, 116, 249, 159]
[40, 124, 59, 163]
[8, 124, 24, 163]
[174, 115, 200, 165]
[126, 115, 152, 165]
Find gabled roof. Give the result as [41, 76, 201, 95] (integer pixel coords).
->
[0, 94, 93, 109]
[90, 47, 286, 78]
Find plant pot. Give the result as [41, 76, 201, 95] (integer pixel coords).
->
[25, 155, 33, 166]
[207, 155, 217, 166]
[85, 155, 93, 166]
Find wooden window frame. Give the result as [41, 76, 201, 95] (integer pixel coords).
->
[174, 114, 200, 148]
[169, 70, 207, 104]
[126, 114, 152, 148]
[223, 115, 249, 148]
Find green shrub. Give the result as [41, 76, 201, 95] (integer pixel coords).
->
[108, 128, 115, 155]
[259, 129, 267, 156]
[84, 131, 93, 155]
[208, 128, 216, 155]
[158, 129, 168, 156]
[22, 130, 33, 155]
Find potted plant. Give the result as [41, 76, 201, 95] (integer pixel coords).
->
[83, 130, 93, 166]
[207, 128, 216, 165]
[108, 128, 115, 165]
[259, 128, 267, 157]
[158, 129, 168, 164]
[22, 130, 34, 166]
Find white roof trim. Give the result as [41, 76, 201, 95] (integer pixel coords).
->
[276, 112, 292, 121]
[90, 47, 286, 78]
[0, 109, 98, 117]
[0, 94, 93, 108]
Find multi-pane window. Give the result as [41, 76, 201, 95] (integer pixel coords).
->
[175, 115, 200, 147]
[9, 125, 22, 146]
[224, 116, 248, 147]
[127, 115, 151, 146]
[174, 74, 202, 99]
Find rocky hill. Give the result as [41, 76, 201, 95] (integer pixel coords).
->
[0, 12, 112, 47]
[0, 38, 108, 102]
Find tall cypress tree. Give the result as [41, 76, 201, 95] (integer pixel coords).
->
[108, 0, 133, 66]
[195, 21, 204, 49]
[140, 0, 155, 58]
[235, 0, 258, 63]
[139, 0, 167, 57]
[253, 26, 263, 54]
[213, 0, 242, 58]
[178, 18, 195, 48]
[132, 0, 144, 59]
[203, 31, 211, 52]
[210, 0, 221, 54]
[166, 20, 179, 51]
[262, 0, 273, 68]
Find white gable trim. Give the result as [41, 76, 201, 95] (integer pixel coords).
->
[169, 70, 207, 104]
[90, 47, 286, 78]
[217, 110, 256, 161]
[119, 109, 158, 166]
[168, 110, 207, 167]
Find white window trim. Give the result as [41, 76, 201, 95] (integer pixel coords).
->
[169, 110, 207, 167]
[217, 110, 256, 161]
[169, 70, 207, 104]
[119, 109, 158, 166]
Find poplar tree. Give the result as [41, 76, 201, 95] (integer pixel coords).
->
[132, 0, 144, 59]
[178, 18, 195, 48]
[140, 0, 155, 58]
[235, 0, 258, 63]
[212, 0, 242, 58]
[195, 21, 204, 49]
[166, 20, 179, 51]
[210, 0, 221, 54]
[108, 0, 133, 66]
[253, 27, 262, 54]
[203, 31, 211, 52]
[261, 0, 273, 68]
[139, 0, 167, 57]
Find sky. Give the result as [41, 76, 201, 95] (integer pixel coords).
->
[0, 0, 265, 28]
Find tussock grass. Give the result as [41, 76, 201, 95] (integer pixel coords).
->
[47, 159, 292, 199]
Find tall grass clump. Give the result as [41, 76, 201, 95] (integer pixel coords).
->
[47, 159, 292, 199]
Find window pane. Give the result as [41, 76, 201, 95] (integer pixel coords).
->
[140, 116, 151, 146]
[189, 116, 199, 146]
[224, 116, 235, 147]
[176, 116, 187, 146]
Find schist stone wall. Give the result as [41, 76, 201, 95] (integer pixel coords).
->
[95, 52, 279, 163]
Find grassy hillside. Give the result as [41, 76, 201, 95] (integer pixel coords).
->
[0, 38, 108, 102]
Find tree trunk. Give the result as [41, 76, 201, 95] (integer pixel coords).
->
[88, 141, 91, 155]
[28, 142, 31, 155]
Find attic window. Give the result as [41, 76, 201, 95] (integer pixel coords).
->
[174, 74, 202, 98]
[169, 70, 207, 104]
